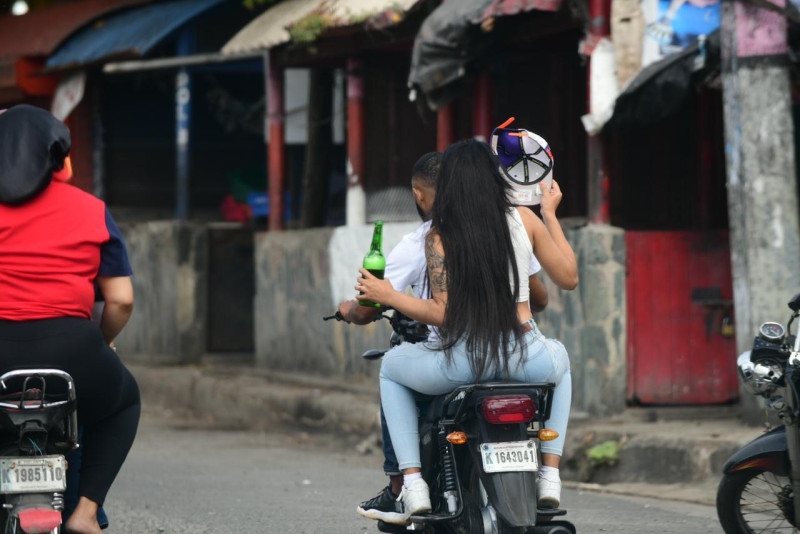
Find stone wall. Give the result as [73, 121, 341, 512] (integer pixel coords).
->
[535, 224, 627, 416]
[254, 222, 627, 416]
[116, 221, 208, 364]
[254, 223, 418, 376]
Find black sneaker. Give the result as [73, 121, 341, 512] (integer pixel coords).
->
[356, 486, 408, 525]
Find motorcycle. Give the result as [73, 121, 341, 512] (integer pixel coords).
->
[326, 310, 576, 534]
[0, 369, 78, 534]
[717, 293, 800, 533]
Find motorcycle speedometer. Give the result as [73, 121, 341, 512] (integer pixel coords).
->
[759, 322, 786, 343]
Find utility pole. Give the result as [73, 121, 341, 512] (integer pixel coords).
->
[722, 0, 800, 421]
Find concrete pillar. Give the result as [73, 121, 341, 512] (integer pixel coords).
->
[437, 104, 454, 153]
[267, 53, 285, 231]
[473, 75, 492, 142]
[587, 0, 612, 224]
[722, 0, 800, 419]
[346, 58, 366, 226]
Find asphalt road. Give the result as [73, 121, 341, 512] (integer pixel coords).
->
[103, 418, 725, 533]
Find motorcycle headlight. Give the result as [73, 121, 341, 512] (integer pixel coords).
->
[738, 350, 783, 395]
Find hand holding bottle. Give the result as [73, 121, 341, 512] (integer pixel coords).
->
[358, 220, 386, 307]
[355, 268, 395, 307]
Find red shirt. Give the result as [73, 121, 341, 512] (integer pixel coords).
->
[0, 182, 130, 320]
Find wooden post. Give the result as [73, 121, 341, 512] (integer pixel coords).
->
[346, 58, 366, 226]
[437, 105, 454, 153]
[175, 66, 191, 221]
[267, 53, 285, 231]
[175, 29, 193, 221]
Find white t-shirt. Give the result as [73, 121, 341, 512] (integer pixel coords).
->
[386, 220, 432, 298]
[385, 220, 542, 341]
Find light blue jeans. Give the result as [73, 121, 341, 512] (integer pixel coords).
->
[380, 319, 571, 470]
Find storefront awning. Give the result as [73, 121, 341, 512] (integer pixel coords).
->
[408, 0, 564, 110]
[604, 31, 721, 130]
[222, 0, 421, 56]
[45, 0, 224, 72]
[482, 0, 563, 19]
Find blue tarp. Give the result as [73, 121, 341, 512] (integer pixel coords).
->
[46, 0, 223, 70]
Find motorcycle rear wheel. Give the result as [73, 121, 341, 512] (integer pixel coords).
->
[717, 467, 799, 533]
[461, 460, 526, 534]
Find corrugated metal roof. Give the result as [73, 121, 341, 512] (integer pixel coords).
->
[222, 0, 420, 56]
[0, 0, 148, 60]
[46, 0, 224, 71]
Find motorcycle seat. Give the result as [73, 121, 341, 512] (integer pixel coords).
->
[424, 381, 527, 422]
[423, 381, 555, 423]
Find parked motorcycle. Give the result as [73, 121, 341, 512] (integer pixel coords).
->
[717, 293, 800, 533]
[0, 369, 78, 534]
[326, 310, 576, 534]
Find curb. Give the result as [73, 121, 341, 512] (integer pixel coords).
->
[130, 363, 762, 504]
[130, 364, 381, 435]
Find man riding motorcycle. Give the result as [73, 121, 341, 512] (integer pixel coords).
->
[338, 151, 549, 524]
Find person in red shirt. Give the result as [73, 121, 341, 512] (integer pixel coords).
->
[0, 105, 139, 534]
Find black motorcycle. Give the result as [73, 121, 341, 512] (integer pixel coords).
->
[327, 310, 575, 534]
[0, 369, 78, 534]
[717, 293, 800, 533]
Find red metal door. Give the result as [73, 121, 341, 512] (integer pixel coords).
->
[626, 232, 739, 405]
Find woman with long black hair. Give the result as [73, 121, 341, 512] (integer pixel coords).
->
[356, 139, 578, 519]
[0, 105, 140, 534]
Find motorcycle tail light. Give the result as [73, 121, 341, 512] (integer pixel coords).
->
[481, 395, 536, 424]
[18, 508, 62, 534]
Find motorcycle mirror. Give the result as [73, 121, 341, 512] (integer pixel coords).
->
[789, 294, 800, 312]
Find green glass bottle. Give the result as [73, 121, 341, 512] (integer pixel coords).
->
[358, 220, 386, 307]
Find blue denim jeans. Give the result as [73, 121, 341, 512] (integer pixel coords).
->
[380, 319, 571, 470]
[381, 391, 432, 475]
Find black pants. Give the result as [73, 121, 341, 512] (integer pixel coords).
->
[0, 317, 140, 505]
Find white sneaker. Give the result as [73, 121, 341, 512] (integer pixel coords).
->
[537, 470, 562, 509]
[398, 478, 432, 518]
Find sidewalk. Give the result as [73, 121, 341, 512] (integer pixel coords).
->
[129, 362, 763, 506]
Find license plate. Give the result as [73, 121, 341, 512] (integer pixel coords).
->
[0, 456, 66, 494]
[480, 440, 538, 473]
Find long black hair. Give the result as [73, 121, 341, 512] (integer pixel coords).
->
[431, 139, 523, 379]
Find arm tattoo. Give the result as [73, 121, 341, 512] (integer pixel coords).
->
[425, 233, 448, 294]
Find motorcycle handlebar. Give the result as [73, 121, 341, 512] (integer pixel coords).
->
[323, 309, 393, 322]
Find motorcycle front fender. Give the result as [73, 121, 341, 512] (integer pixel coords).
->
[722, 424, 790, 476]
[467, 445, 538, 527]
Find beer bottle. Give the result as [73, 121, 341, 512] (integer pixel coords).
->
[359, 220, 386, 307]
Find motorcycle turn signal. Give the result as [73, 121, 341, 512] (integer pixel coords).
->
[446, 431, 468, 445]
[538, 429, 559, 441]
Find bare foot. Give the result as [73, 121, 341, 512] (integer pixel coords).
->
[64, 497, 101, 534]
[64, 515, 101, 534]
